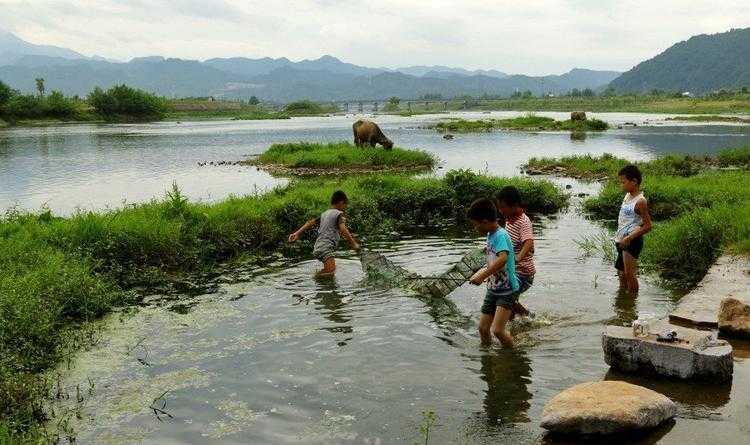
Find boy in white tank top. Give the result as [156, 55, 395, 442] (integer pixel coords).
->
[615, 165, 652, 294]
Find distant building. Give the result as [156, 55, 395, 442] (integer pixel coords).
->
[682, 91, 692, 97]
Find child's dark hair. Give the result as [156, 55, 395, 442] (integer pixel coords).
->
[331, 190, 348, 204]
[496, 185, 522, 207]
[618, 165, 642, 185]
[467, 198, 497, 222]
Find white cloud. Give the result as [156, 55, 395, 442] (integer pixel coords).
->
[0, 0, 748, 74]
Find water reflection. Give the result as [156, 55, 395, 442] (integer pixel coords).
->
[478, 348, 533, 426]
[603, 370, 731, 409]
[611, 287, 639, 326]
[309, 276, 354, 346]
[542, 419, 675, 445]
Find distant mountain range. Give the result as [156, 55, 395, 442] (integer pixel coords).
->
[610, 27, 750, 94]
[0, 30, 624, 101]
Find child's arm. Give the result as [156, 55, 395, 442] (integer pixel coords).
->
[621, 199, 652, 246]
[288, 218, 318, 242]
[470, 251, 508, 285]
[516, 239, 534, 262]
[338, 217, 361, 251]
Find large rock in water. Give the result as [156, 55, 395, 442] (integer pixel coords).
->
[541, 381, 676, 435]
[602, 320, 733, 381]
[719, 297, 750, 337]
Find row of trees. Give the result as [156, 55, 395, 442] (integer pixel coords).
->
[0, 80, 168, 122]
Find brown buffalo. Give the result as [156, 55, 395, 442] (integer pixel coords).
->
[570, 111, 587, 121]
[353, 119, 393, 150]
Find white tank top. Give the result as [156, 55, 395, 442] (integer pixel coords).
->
[615, 192, 645, 242]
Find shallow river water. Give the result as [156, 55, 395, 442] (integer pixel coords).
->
[2, 113, 749, 444]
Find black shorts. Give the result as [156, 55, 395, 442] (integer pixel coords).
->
[481, 291, 518, 315]
[615, 237, 644, 271]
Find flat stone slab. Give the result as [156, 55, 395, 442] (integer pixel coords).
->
[541, 381, 676, 435]
[669, 255, 750, 327]
[603, 319, 733, 381]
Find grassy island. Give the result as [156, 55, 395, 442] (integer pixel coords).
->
[432, 115, 609, 133]
[246, 141, 438, 175]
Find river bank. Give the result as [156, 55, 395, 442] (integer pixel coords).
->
[385, 94, 750, 115]
[524, 148, 750, 287]
[2, 115, 750, 443]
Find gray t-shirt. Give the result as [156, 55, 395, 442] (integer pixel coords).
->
[313, 208, 343, 252]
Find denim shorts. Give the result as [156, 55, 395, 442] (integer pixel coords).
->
[481, 290, 518, 315]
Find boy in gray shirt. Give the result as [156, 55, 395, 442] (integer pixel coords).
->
[288, 190, 360, 276]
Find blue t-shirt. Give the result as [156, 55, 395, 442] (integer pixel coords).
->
[486, 228, 519, 295]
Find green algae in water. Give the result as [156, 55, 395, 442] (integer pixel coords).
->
[204, 399, 268, 439]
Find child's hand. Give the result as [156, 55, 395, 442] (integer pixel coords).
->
[288, 233, 299, 242]
[470, 270, 485, 285]
[620, 236, 631, 247]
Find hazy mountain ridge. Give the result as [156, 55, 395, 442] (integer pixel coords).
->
[0, 31, 621, 100]
[609, 27, 750, 94]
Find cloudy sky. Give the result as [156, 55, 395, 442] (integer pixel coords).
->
[1, 0, 748, 74]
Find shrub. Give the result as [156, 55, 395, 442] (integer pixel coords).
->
[88, 84, 167, 121]
[283, 100, 325, 115]
[0, 81, 12, 108]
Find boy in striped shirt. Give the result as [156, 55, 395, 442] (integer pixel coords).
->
[495, 186, 535, 318]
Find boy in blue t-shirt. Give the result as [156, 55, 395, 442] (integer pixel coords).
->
[468, 198, 520, 347]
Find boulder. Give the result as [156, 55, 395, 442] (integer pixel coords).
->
[541, 381, 676, 435]
[718, 297, 750, 337]
[602, 320, 733, 381]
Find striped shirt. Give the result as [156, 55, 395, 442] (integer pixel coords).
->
[505, 212, 536, 277]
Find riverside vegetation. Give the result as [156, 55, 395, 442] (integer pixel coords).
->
[380, 92, 750, 115]
[246, 141, 437, 174]
[0, 81, 167, 124]
[432, 115, 609, 133]
[524, 147, 750, 286]
[0, 170, 567, 443]
[0, 80, 336, 126]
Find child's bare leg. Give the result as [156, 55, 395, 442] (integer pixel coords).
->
[478, 313, 494, 346]
[512, 302, 530, 318]
[317, 257, 336, 276]
[623, 252, 639, 294]
[491, 307, 514, 347]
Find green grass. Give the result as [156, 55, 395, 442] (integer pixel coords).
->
[717, 146, 750, 168]
[583, 170, 750, 220]
[232, 112, 291, 120]
[0, 172, 567, 439]
[642, 203, 750, 285]
[665, 115, 750, 124]
[249, 141, 437, 171]
[432, 115, 608, 133]
[529, 150, 750, 287]
[165, 109, 291, 121]
[525, 152, 711, 180]
[449, 95, 750, 114]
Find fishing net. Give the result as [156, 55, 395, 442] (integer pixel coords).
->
[359, 248, 485, 298]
